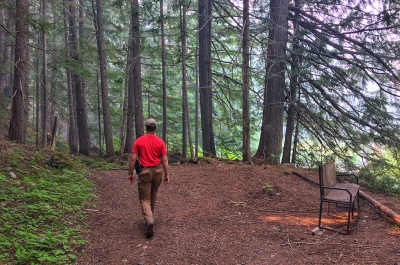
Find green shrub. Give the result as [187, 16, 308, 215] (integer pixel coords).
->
[359, 162, 400, 195]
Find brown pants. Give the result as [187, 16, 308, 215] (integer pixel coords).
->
[137, 165, 163, 225]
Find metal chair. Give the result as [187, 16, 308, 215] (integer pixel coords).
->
[318, 161, 360, 234]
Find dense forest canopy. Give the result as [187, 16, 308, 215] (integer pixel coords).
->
[1, 0, 400, 185]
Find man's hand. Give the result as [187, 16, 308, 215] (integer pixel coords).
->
[128, 153, 138, 184]
[128, 174, 135, 184]
[163, 174, 170, 185]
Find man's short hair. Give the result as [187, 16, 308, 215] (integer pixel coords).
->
[145, 118, 157, 131]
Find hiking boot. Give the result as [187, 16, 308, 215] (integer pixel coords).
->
[146, 223, 154, 238]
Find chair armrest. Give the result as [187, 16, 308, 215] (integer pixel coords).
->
[336, 173, 359, 184]
[321, 186, 352, 196]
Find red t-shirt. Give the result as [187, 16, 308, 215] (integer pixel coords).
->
[132, 134, 167, 167]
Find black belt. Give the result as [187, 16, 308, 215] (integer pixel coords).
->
[144, 164, 160, 168]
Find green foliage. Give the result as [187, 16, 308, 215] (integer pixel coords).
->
[262, 183, 273, 192]
[55, 139, 70, 154]
[11, 152, 21, 167]
[359, 157, 400, 195]
[47, 152, 75, 169]
[216, 135, 242, 160]
[0, 166, 94, 264]
[77, 157, 121, 170]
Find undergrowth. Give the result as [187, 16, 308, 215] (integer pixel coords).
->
[359, 162, 400, 195]
[0, 170, 94, 264]
[0, 149, 96, 264]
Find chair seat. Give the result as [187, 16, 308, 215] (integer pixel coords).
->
[324, 183, 359, 203]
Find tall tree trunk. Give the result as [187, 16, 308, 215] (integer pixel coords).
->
[124, 8, 135, 153]
[195, 31, 199, 157]
[49, 56, 56, 132]
[35, 36, 40, 145]
[96, 74, 102, 155]
[291, 92, 301, 164]
[180, 1, 187, 159]
[119, 68, 128, 155]
[78, 0, 91, 155]
[41, 0, 49, 147]
[94, 0, 115, 157]
[0, 8, 5, 92]
[198, 0, 215, 156]
[2, 0, 14, 99]
[282, 0, 300, 164]
[160, 0, 167, 142]
[181, 1, 194, 158]
[69, 0, 90, 155]
[8, 0, 29, 143]
[7, 0, 14, 98]
[132, 0, 144, 138]
[118, 24, 130, 155]
[63, 0, 78, 153]
[242, 0, 251, 162]
[256, 0, 289, 164]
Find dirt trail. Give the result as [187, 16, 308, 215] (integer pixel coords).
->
[77, 163, 400, 265]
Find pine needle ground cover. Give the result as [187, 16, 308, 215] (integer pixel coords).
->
[77, 163, 400, 264]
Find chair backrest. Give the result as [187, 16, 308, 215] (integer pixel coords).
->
[319, 160, 338, 197]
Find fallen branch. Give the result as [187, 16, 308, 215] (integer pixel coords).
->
[359, 190, 400, 225]
[292, 171, 319, 186]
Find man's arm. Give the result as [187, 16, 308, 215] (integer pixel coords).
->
[128, 153, 138, 184]
[161, 154, 170, 184]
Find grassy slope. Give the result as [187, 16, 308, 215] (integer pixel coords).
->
[0, 96, 112, 264]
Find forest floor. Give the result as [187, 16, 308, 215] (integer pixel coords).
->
[1, 97, 399, 264]
[76, 160, 400, 265]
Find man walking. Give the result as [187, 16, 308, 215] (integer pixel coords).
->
[128, 118, 170, 238]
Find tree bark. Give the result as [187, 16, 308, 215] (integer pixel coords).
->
[0, 8, 5, 92]
[195, 21, 199, 158]
[96, 74, 102, 155]
[41, 0, 49, 147]
[198, 0, 215, 156]
[124, 6, 135, 153]
[50, 116, 58, 151]
[242, 0, 251, 162]
[69, 0, 90, 155]
[160, 0, 167, 143]
[291, 103, 301, 164]
[132, 0, 144, 138]
[1, 0, 14, 99]
[35, 36, 40, 145]
[256, 0, 289, 164]
[94, 0, 115, 157]
[63, 0, 78, 153]
[282, 0, 300, 164]
[180, 1, 194, 159]
[8, 0, 29, 144]
[181, 1, 187, 158]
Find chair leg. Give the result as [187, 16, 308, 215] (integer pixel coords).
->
[346, 204, 352, 234]
[318, 201, 323, 228]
